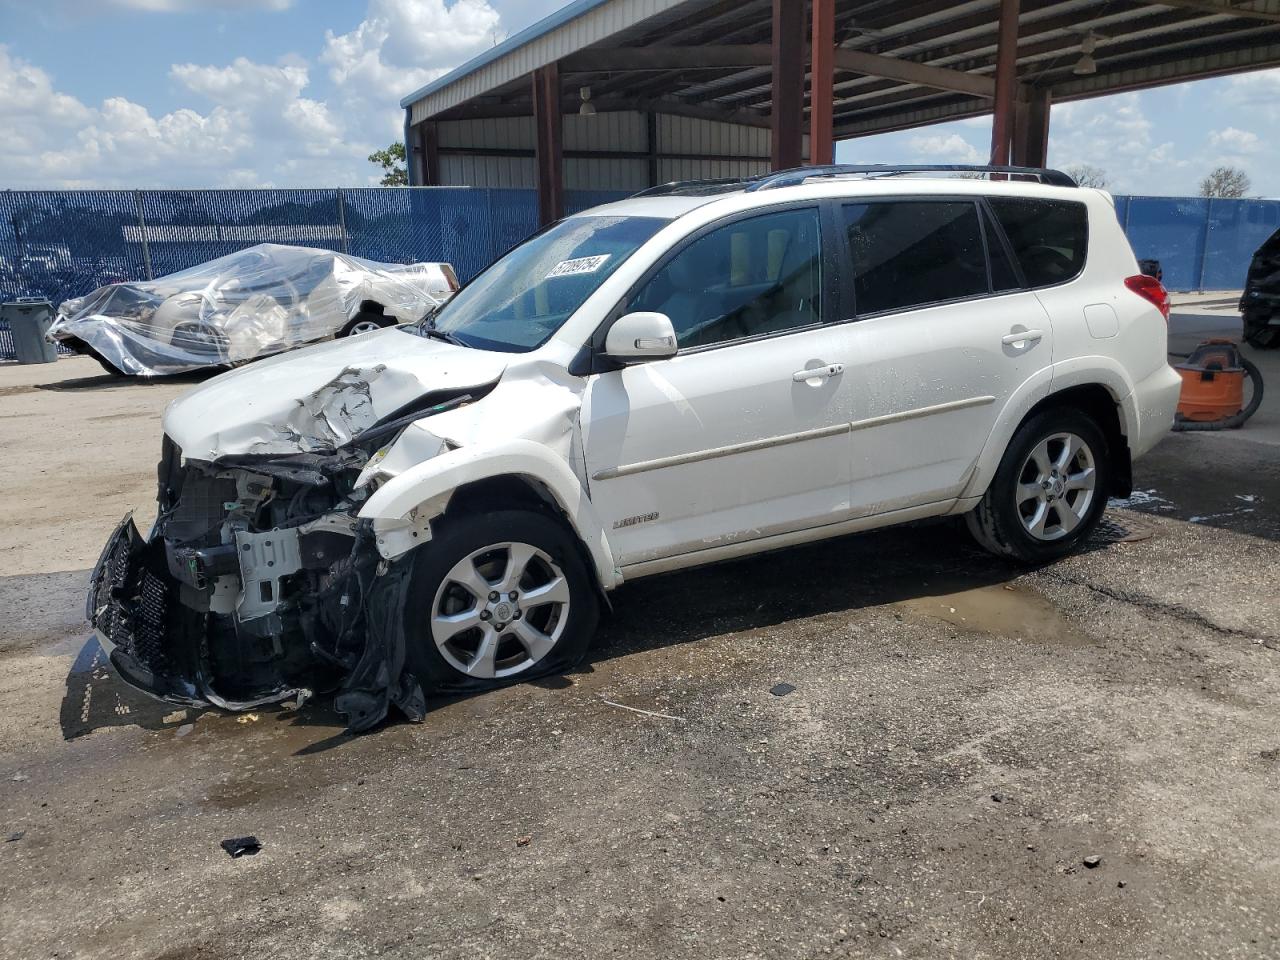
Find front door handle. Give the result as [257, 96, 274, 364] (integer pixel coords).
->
[1001, 329, 1045, 346]
[793, 362, 845, 383]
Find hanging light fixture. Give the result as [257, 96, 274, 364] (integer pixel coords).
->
[1073, 32, 1099, 76]
[579, 86, 596, 116]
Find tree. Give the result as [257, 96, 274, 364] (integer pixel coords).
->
[369, 141, 407, 186]
[1199, 166, 1251, 199]
[1064, 164, 1108, 189]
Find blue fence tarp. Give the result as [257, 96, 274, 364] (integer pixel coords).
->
[2, 187, 1277, 362]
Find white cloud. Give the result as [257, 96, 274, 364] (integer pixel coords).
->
[1047, 93, 1185, 194]
[1209, 126, 1260, 155]
[907, 132, 985, 164]
[320, 0, 502, 143]
[0, 1, 516, 188]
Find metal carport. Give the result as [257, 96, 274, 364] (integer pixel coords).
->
[400, 0, 1280, 223]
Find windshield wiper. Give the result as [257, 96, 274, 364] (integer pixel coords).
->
[422, 326, 465, 346]
[416, 306, 465, 346]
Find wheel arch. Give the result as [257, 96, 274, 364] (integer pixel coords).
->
[358, 438, 620, 592]
[964, 370, 1133, 502]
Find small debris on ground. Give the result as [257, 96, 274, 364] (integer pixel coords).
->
[1260, 748, 1278, 761]
[770, 683, 796, 697]
[1083, 855, 1102, 869]
[11, 773, 29, 782]
[1117, 880, 1127, 888]
[990, 793, 1006, 803]
[220, 836, 261, 858]
[175, 724, 194, 738]
[7, 831, 25, 842]
[515, 836, 532, 848]
[236, 714, 260, 725]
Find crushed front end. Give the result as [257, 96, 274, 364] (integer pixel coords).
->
[87, 436, 425, 731]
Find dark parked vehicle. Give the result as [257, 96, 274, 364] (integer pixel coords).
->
[1241, 227, 1280, 348]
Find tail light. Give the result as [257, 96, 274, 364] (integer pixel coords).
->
[1125, 274, 1170, 321]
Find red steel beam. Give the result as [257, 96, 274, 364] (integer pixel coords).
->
[771, 0, 805, 170]
[532, 63, 564, 225]
[989, 0, 1020, 165]
[810, 0, 836, 165]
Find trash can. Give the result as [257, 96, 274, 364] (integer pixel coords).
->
[2, 298, 58, 364]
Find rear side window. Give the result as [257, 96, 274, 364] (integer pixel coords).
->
[988, 197, 1088, 288]
[841, 201, 988, 315]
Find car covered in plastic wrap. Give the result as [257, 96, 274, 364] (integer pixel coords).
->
[49, 243, 459, 376]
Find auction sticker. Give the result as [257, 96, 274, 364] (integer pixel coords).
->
[546, 254, 610, 278]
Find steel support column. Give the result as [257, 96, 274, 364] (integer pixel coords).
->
[532, 63, 564, 225]
[771, 0, 805, 170]
[809, 0, 835, 165]
[420, 122, 440, 186]
[989, 0, 1020, 165]
[1011, 86, 1051, 167]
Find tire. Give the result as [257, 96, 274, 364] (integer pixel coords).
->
[966, 407, 1111, 564]
[403, 509, 599, 694]
[1243, 310, 1280, 349]
[339, 311, 395, 337]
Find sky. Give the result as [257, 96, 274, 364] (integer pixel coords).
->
[2, 0, 1278, 196]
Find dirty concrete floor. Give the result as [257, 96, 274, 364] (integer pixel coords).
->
[2, 356, 1280, 960]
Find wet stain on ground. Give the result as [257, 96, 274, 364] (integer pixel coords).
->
[892, 582, 1094, 647]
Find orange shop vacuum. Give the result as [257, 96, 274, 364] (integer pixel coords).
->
[1171, 339, 1263, 431]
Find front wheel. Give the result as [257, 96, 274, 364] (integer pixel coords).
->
[1243, 309, 1280, 349]
[403, 509, 599, 694]
[966, 408, 1111, 564]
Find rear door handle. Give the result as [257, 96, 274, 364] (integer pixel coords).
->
[1001, 329, 1045, 346]
[793, 362, 844, 382]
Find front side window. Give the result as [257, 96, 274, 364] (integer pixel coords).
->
[841, 201, 988, 315]
[988, 197, 1088, 288]
[416, 215, 667, 352]
[626, 206, 823, 349]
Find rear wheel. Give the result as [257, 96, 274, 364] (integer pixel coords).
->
[967, 408, 1111, 563]
[403, 509, 598, 694]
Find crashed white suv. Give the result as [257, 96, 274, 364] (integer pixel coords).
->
[87, 164, 1181, 730]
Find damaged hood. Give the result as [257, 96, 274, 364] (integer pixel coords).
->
[164, 327, 508, 460]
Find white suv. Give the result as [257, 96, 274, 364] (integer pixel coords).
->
[87, 165, 1182, 730]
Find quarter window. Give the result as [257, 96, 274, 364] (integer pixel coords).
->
[841, 201, 989, 315]
[988, 197, 1088, 288]
[626, 207, 823, 349]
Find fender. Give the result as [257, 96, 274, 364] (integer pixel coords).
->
[358, 438, 621, 589]
[959, 356, 1136, 502]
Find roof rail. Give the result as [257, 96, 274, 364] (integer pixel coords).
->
[631, 176, 758, 198]
[744, 164, 1078, 191]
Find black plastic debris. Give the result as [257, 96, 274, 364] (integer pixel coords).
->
[221, 836, 261, 858]
[770, 683, 796, 697]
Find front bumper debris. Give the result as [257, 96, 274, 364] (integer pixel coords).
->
[85, 443, 426, 731]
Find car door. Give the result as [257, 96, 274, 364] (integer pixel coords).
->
[834, 197, 1054, 517]
[580, 204, 856, 567]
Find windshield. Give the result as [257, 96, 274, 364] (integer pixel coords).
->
[409, 215, 667, 352]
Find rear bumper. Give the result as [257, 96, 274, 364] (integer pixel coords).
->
[1126, 363, 1183, 460]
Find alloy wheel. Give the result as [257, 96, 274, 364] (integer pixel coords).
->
[1015, 432, 1097, 541]
[430, 542, 571, 679]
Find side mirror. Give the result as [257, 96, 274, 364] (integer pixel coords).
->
[604, 311, 678, 363]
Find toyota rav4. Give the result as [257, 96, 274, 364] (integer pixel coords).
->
[86, 164, 1182, 731]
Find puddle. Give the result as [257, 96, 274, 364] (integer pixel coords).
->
[893, 583, 1093, 647]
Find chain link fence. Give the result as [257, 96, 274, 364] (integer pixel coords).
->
[2, 187, 1277, 360]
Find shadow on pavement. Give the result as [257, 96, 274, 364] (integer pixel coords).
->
[53, 518, 1133, 746]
